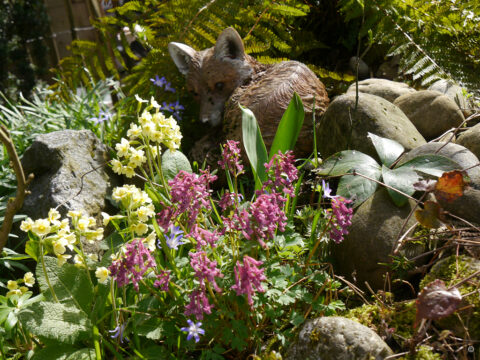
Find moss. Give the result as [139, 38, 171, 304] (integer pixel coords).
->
[343, 300, 417, 345]
[419, 255, 480, 339]
[399, 345, 442, 360]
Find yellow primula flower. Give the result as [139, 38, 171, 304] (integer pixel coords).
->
[129, 148, 146, 167]
[137, 204, 155, 223]
[7, 289, 21, 298]
[144, 232, 157, 252]
[7, 280, 18, 290]
[111, 159, 123, 175]
[95, 267, 110, 284]
[53, 238, 67, 256]
[48, 208, 61, 225]
[57, 254, 72, 267]
[134, 222, 148, 236]
[115, 138, 130, 157]
[20, 217, 34, 232]
[23, 272, 35, 287]
[77, 217, 90, 232]
[127, 123, 141, 139]
[19, 286, 29, 294]
[123, 165, 135, 178]
[67, 210, 82, 218]
[32, 219, 51, 237]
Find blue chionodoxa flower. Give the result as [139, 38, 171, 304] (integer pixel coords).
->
[109, 323, 127, 343]
[90, 110, 113, 124]
[159, 225, 185, 250]
[322, 179, 337, 199]
[181, 319, 205, 343]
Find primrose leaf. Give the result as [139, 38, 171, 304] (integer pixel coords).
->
[32, 345, 96, 360]
[368, 132, 404, 167]
[36, 256, 93, 314]
[382, 165, 420, 207]
[161, 149, 192, 181]
[18, 301, 92, 344]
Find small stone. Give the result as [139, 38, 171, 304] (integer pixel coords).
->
[346, 78, 416, 103]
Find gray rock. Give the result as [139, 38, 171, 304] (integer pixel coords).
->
[316, 92, 425, 160]
[332, 188, 423, 291]
[396, 142, 480, 187]
[393, 90, 465, 140]
[375, 56, 400, 80]
[285, 316, 393, 360]
[21, 130, 120, 222]
[428, 79, 474, 118]
[349, 56, 370, 80]
[346, 78, 416, 103]
[456, 122, 480, 160]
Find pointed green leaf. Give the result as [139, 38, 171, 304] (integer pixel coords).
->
[18, 301, 92, 344]
[241, 105, 268, 187]
[269, 92, 305, 159]
[36, 256, 93, 315]
[33, 345, 96, 360]
[396, 154, 461, 177]
[368, 132, 404, 167]
[382, 165, 419, 207]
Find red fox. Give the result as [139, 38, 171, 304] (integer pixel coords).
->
[168, 27, 329, 158]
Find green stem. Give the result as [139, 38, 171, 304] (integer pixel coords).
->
[39, 242, 59, 303]
[93, 325, 102, 359]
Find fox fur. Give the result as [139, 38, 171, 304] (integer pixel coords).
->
[168, 27, 329, 158]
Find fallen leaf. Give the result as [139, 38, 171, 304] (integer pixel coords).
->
[414, 201, 443, 229]
[416, 279, 462, 325]
[433, 170, 468, 203]
[413, 179, 437, 192]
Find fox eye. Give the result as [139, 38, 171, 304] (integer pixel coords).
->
[215, 82, 224, 91]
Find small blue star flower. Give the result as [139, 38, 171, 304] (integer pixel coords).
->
[322, 180, 336, 199]
[181, 319, 205, 343]
[109, 323, 127, 343]
[162, 225, 185, 250]
[150, 75, 167, 88]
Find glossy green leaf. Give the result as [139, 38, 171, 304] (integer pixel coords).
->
[396, 154, 461, 177]
[382, 165, 419, 207]
[161, 149, 192, 181]
[368, 132, 404, 167]
[241, 105, 268, 188]
[269, 92, 305, 159]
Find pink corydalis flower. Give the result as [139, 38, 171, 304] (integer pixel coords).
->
[329, 196, 353, 244]
[189, 251, 223, 292]
[218, 140, 243, 175]
[264, 150, 298, 197]
[184, 287, 214, 321]
[168, 169, 217, 227]
[190, 224, 219, 249]
[109, 239, 167, 291]
[231, 256, 267, 308]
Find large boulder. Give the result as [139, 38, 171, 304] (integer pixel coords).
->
[456, 122, 480, 160]
[346, 78, 416, 103]
[393, 90, 465, 140]
[21, 130, 120, 222]
[284, 316, 393, 360]
[316, 92, 425, 160]
[332, 188, 424, 291]
[428, 79, 474, 119]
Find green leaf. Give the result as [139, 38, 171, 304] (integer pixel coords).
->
[396, 154, 461, 177]
[290, 311, 305, 326]
[241, 105, 268, 188]
[317, 150, 382, 206]
[269, 92, 305, 159]
[36, 256, 94, 315]
[32, 345, 96, 360]
[382, 165, 419, 207]
[161, 149, 192, 181]
[25, 239, 40, 261]
[18, 301, 92, 344]
[368, 132, 404, 167]
[136, 317, 165, 340]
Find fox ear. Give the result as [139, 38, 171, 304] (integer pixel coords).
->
[168, 42, 196, 75]
[214, 27, 245, 60]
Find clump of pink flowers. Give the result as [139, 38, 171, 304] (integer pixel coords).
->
[231, 256, 267, 308]
[109, 239, 169, 291]
[184, 288, 214, 321]
[218, 140, 244, 175]
[263, 150, 298, 197]
[189, 251, 223, 292]
[328, 196, 353, 244]
[164, 169, 217, 228]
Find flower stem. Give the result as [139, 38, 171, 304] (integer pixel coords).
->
[39, 242, 59, 303]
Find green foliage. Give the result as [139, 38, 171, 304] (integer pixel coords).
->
[316, 132, 461, 207]
[339, 0, 480, 94]
[161, 148, 193, 182]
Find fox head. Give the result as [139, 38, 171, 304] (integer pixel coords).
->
[169, 28, 254, 127]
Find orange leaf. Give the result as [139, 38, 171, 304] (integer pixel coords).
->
[433, 170, 468, 203]
[415, 201, 442, 229]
